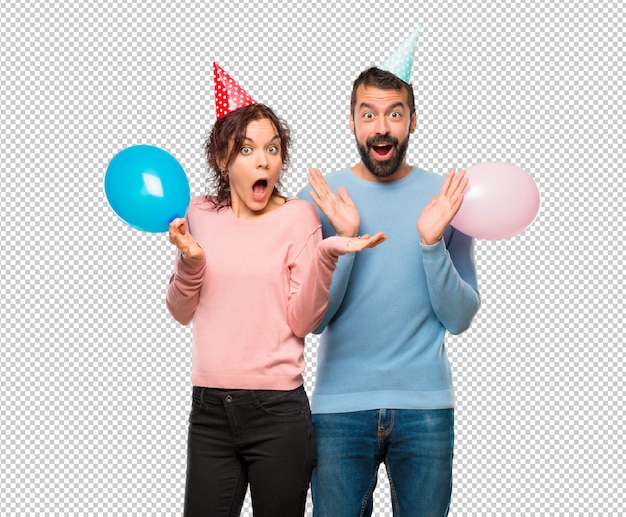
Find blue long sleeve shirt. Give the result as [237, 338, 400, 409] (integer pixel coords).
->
[297, 167, 481, 413]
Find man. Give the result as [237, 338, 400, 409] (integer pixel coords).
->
[298, 35, 481, 516]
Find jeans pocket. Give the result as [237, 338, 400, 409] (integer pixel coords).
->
[189, 392, 203, 418]
[253, 387, 308, 417]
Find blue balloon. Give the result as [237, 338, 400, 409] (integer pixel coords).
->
[104, 145, 190, 233]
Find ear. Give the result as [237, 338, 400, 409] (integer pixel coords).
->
[216, 154, 228, 173]
[349, 112, 355, 135]
[409, 112, 417, 134]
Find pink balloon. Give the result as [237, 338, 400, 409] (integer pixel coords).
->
[451, 161, 540, 240]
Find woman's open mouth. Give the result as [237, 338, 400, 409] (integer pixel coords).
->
[252, 179, 268, 200]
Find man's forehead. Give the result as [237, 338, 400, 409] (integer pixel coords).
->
[355, 85, 409, 109]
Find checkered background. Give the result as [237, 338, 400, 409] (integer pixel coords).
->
[1, 1, 623, 515]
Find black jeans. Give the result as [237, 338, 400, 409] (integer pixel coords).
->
[184, 385, 316, 517]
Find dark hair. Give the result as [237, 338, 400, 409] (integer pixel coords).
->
[350, 67, 415, 117]
[203, 103, 291, 209]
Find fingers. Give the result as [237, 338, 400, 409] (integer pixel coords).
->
[449, 168, 466, 195]
[308, 169, 355, 210]
[346, 231, 387, 253]
[448, 171, 467, 212]
[367, 231, 387, 248]
[452, 175, 468, 210]
[441, 167, 468, 197]
[337, 186, 354, 207]
[452, 169, 467, 190]
[307, 168, 331, 206]
[439, 168, 467, 210]
[308, 168, 331, 195]
[168, 218, 188, 246]
[169, 218, 187, 233]
[308, 168, 342, 213]
[308, 167, 323, 179]
[441, 167, 456, 196]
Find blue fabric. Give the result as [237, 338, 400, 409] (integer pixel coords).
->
[297, 167, 480, 413]
[311, 409, 454, 517]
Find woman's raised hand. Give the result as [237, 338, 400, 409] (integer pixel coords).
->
[168, 218, 205, 260]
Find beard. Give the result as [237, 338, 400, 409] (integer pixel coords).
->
[356, 132, 410, 178]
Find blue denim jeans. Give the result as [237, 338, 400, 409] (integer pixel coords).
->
[184, 385, 316, 517]
[311, 409, 454, 517]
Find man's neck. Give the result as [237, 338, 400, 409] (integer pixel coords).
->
[351, 161, 413, 182]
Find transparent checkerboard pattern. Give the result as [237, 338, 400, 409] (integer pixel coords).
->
[1, 1, 623, 515]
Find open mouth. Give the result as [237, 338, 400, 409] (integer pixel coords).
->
[252, 179, 268, 199]
[371, 144, 394, 160]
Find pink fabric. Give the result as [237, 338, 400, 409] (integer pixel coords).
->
[166, 196, 349, 390]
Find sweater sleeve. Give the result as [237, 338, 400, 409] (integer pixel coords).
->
[287, 234, 351, 338]
[165, 252, 207, 325]
[421, 229, 481, 335]
[311, 253, 356, 333]
[296, 183, 357, 334]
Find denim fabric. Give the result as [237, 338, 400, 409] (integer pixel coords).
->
[184, 385, 316, 517]
[311, 409, 454, 517]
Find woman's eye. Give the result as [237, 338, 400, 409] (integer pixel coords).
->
[268, 145, 279, 154]
[241, 146, 252, 154]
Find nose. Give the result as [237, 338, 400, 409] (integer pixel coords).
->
[257, 150, 269, 169]
[374, 116, 389, 136]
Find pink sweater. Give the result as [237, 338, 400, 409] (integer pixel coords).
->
[166, 196, 349, 390]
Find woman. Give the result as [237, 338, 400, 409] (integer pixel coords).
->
[166, 67, 385, 517]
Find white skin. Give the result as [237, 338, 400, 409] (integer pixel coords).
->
[169, 117, 386, 258]
[308, 85, 468, 245]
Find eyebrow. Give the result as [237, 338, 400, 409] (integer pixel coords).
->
[242, 134, 281, 144]
[358, 102, 406, 112]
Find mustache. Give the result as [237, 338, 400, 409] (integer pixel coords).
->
[366, 134, 399, 147]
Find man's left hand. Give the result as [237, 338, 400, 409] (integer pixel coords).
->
[417, 168, 468, 245]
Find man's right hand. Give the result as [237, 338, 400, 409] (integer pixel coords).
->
[307, 168, 360, 238]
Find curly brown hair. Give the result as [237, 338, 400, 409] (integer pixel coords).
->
[203, 103, 292, 209]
